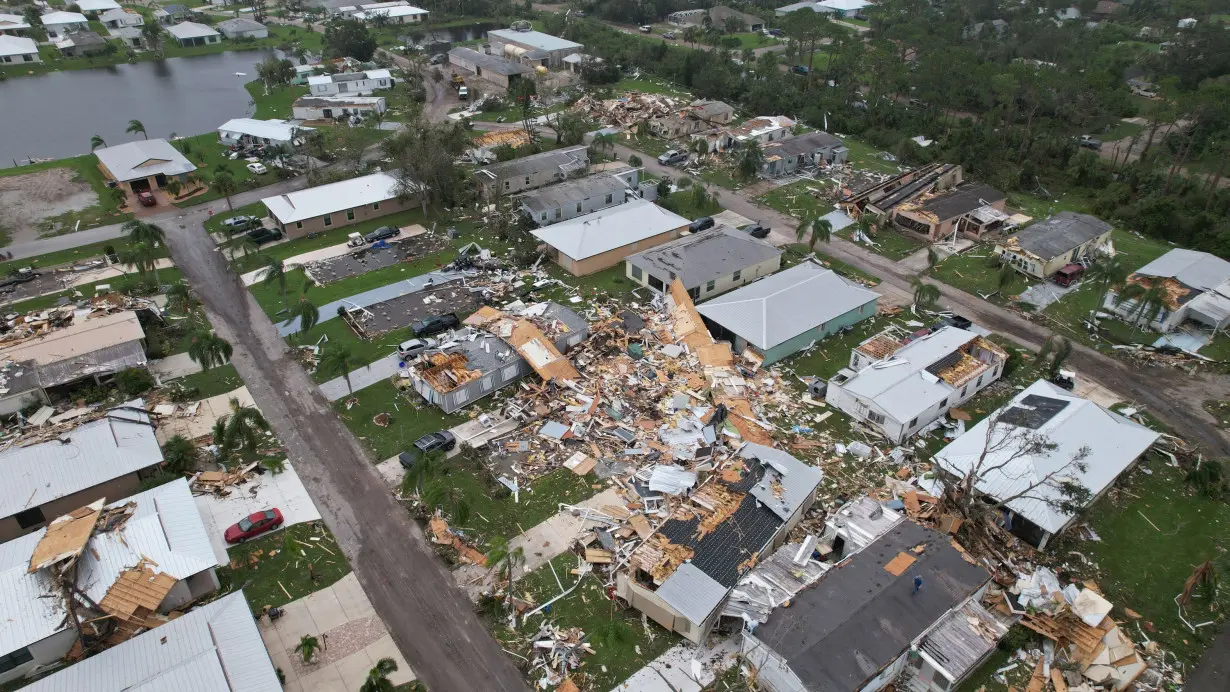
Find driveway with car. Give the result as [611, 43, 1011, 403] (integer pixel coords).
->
[194, 459, 322, 564]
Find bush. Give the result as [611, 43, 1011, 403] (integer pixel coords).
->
[162, 434, 198, 475]
[628, 154, 642, 167]
[1187, 459, 1226, 499]
[115, 367, 156, 396]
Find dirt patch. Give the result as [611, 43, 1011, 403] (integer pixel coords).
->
[0, 167, 100, 246]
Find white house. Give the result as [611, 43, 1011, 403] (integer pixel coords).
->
[73, 0, 121, 13]
[1104, 248, 1230, 335]
[0, 34, 39, 64]
[344, 1, 428, 23]
[20, 592, 281, 692]
[0, 14, 32, 35]
[216, 17, 268, 39]
[98, 7, 142, 29]
[307, 68, 394, 96]
[825, 326, 1009, 443]
[0, 480, 221, 685]
[218, 118, 311, 146]
[710, 115, 795, 152]
[39, 11, 88, 39]
[166, 21, 220, 46]
[934, 380, 1160, 548]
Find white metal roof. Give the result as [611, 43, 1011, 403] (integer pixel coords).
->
[98, 7, 140, 22]
[0, 34, 37, 57]
[934, 380, 1160, 534]
[22, 591, 280, 692]
[95, 139, 197, 183]
[530, 199, 689, 261]
[837, 326, 979, 422]
[167, 21, 219, 39]
[0, 407, 162, 520]
[262, 171, 411, 223]
[40, 11, 88, 25]
[488, 28, 582, 52]
[738, 443, 824, 521]
[0, 14, 32, 31]
[1133, 248, 1230, 293]
[217, 118, 309, 142]
[0, 479, 219, 657]
[355, 4, 426, 18]
[819, 0, 870, 10]
[654, 562, 729, 625]
[695, 261, 879, 350]
[75, 0, 121, 10]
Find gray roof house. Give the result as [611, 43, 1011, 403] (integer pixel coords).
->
[1105, 248, 1230, 333]
[742, 513, 992, 692]
[448, 47, 532, 88]
[696, 261, 879, 365]
[216, 17, 268, 39]
[520, 167, 640, 226]
[708, 5, 765, 31]
[618, 443, 823, 644]
[995, 211, 1113, 279]
[625, 226, 783, 300]
[761, 130, 848, 176]
[475, 145, 589, 196]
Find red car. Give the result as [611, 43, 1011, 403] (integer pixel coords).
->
[224, 509, 284, 543]
[136, 190, 156, 207]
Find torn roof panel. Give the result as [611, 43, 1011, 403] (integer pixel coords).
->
[28, 499, 104, 573]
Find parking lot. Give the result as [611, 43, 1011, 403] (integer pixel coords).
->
[304, 233, 448, 284]
[344, 279, 484, 338]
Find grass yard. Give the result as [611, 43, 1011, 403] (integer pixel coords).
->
[333, 379, 463, 461]
[174, 363, 245, 399]
[782, 243, 880, 286]
[844, 226, 924, 261]
[3, 267, 184, 313]
[163, 24, 322, 60]
[658, 189, 722, 220]
[625, 133, 674, 158]
[729, 32, 778, 48]
[698, 165, 744, 190]
[439, 466, 596, 547]
[1101, 119, 1145, 141]
[171, 132, 282, 207]
[0, 155, 132, 243]
[614, 77, 693, 97]
[756, 181, 836, 219]
[492, 553, 679, 691]
[301, 321, 419, 383]
[246, 81, 305, 120]
[0, 237, 135, 274]
[840, 135, 905, 175]
[217, 521, 350, 612]
[1005, 190, 1095, 219]
[929, 247, 1014, 299]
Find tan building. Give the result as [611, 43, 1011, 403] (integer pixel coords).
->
[0, 406, 162, 543]
[994, 211, 1113, 279]
[891, 182, 1007, 241]
[261, 171, 422, 239]
[625, 225, 781, 299]
[531, 199, 689, 276]
[94, 139, 197, 194]
[646, 100, 735, 140]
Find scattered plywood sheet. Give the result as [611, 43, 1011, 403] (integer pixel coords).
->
[563, 452, 596, 476]
[697, 342, 734, 367]
[628, 514, 652, 539]
[883, 551, 917, 576]
[1051, 668, 1068, 692]
[904, 491, 921, 514]
[99, 564, 177, 621]
[28, 499, 105, 573]
[585, 548, 613, 564]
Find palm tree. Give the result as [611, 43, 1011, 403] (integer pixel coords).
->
[855, 211, 882, 240]
[912, 278, 941, 308]
[420, 480, 472, 525]
[122, 219, 166, 247]
[1086, 257, 1130, 321]
[163, 178, 183, 199]
[400, 450, 448, 496]
[682, 25, 701, 47]
[126, 119, 148, 140]
[90, 134, 106, 151]
[119, 242, 161, 285]
[319, 344, 358, 395]
[228, 238, 259, 262]
[223, 399, 271, 455]
[736, 140, 764, 181]
[295, 635, 320, 664]
[486, 536, 525, 584]
[1115, 283, 1168, 328]
[795, 216, 832, 251]
[992, 263, 1020, 297]
[360, 658, 399, 692]
[109, 187, 128, 210]
[165, 282, 197, 316]
[286, 295, 320, 335]
[690, 137, 709, 161]
[926, 246, 940, 269]
[592, 132, 616, 158]
[262, 255, 288, 306]
[188, 329, 234, 370]
[212, 172, 239, 211]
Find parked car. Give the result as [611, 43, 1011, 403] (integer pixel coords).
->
[412, 312, 461, 336]
[907, 98, 927, 107]
[662, 31, 677, 39]
[429, 53, 447, 65]
[1079, 135, 1102, 150]
[639, 25, 652, 33]
[247, 227, 283, 244]
[398, 431, 457, 468]
[397, 337, 436, 359]
[222, 215, 259, 231]
[766, 28, 785, 37]
[458, 85, 469, 100]
[658, 150, 689, 166]
[246, 162, 268, 174]
[689, 216, 715, 233]
[791, 65, 810, 75]
[364, 225, 399, 243]
[136, 191, 156, 207]
[742, 222, 770, 239]
[935, 314, 973, 331]
[224, 509, 284, 543]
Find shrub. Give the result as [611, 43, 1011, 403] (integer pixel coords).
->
[162, 434, 199, 475]
[1187, 459, 1226, 499]
[115, 367, 156, 396]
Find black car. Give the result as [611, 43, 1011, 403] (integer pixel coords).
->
[247, 227, 283, 244]
[398, 430, 457, 468]
[935, 314, 973, 331]
[791, 65, 809, 75]
[689, 217, 715, 233]
[743, 223, 770, 239]
[0, 270, 39, 289]
[412, 312, 460, 336]
[767, 28, 785, 37]
[364, 226, 399, 243]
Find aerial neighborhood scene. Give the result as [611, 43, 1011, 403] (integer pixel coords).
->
[0, 0, 1229, 690]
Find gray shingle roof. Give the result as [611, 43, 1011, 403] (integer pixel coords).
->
[695, 261, 878, 350]
[1012, 211, 1111, 260]
[765, 130, 844, 157]
[626, 226, 781, 290]
[477, 145, 588, 181]
[519, 172, 628, 213]
[448, 47, 533, 76]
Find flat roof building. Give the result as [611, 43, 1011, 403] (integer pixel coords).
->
[532, 199, 690, 276]
[488, 27, 582, 68]
[292, 95, 387, 121]
[217, 118, 310, 146]
[262, 171, 421, 239]
[448, 46, 533, 89]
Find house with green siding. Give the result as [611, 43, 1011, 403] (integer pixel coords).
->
[696, 261, 879, 365]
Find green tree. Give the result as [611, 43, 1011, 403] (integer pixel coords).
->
[795, 216, 832, 250]
[993, 263, 1021, 297]
[163, 178, 183, 199]
[1114, 283, 1168, 328]
[140, 22, 165, 56]
[737, 140, 764, 180]
[262, 256, 289, 306]
[285, 287, 320, 335]
[109, 187, 128, 209]
[486, 536, 525, 585]
[323, 18, 376, 61]
[682, 25, 701, 47]
[318, 344, 358, 395]
[400, 451, 448, 495]
[221, 398, 271, 455]
[188, 330, 234, 371]
[165, 282, 197, 316]
[420, 479, 471, 524]
[360, 658, 399, 692]
[90, 134, 106, 151]
[295, 635, 320, 664]
[122, 219, 166, 247]
[126, 119, 148, 140]
[162, 434, 199, 475]
[912, 279, 941, 308]
[1086, 257, 1130, 322]
[120, 242, 161, 285]
[211, 172, 239, 211]
[256, 56, 297, 92]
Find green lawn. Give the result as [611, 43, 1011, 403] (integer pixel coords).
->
[615, 77, 693, 97]
[0, 237, 136, 275]
[333, 379, 463, 461]
[729, 32, 777, 48]
[782, 243, 880, 286]
[841, 136, 904, 174]
[698, 165, 744, 190]
[246, 81, 305, 120]
[847, 226, 924, 262]
[1005, 190, 1095, 219]
[173, 363, 245, 398]
[301, 321, 419, 383]
[171, 133, 281, 207]
[217, 521, 351, 612]
[658, 189, 722, 220]
[0, 155, 132, 244]
[756, 181, 836, 219]
[1101, 119, 1145, 141]
[492, 553, 679, 691]
[164, 24, 322, 60]
[929, 248, 1013, 299]
[3, 267, 184, 313]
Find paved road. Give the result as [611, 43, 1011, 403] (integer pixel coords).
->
[161, 223, 527, 692]
[616, 143, 1230, 456]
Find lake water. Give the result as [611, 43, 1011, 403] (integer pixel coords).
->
[0, 50, 276, 165]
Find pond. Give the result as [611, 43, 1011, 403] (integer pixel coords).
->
[0, 50, 277, 165]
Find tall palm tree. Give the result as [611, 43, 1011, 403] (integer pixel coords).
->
[212, 172, 239, 211]
[90, 135, 106, 151]
[223, 399, 271, 455]
[795, 216, 832, 251]
[285, 295, 320, 335]
[855, 211, 883, 239]
[400, 451, 448, 496]
[421, 480, 471, 525]
[1115, 283, 1168, 328]
[262, 256, 288, 306]
[737, 140, 764, 181]
[319, 344, 358, 395]
[228, 238, 260, 262]
[992, 263, 1020, 297]
[121, 219, 166, 247]
[912, 278, 941, 308]
[486, 536, 525, 584]
[360, 658, 399, 692]
[188, 330, 234, 370]
[1086, 257, 1130, 321]
[119, 242, 161, 285]
[109, 187, 128, 210]
[126, 119, 148, 140]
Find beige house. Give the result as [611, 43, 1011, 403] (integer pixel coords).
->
[646, 100, 735, 140]
[94, 139, 197, 194]
[625, 225, 781, 299]
[994, 211, 1112, 279]
[261, 171, 422, 239]
[532, 199, 689, 276]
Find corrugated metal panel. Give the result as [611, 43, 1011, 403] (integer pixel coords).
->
[36, 340, 147, 388]
[0, 531, 63, 655]
[1135, 248, 1230, 292]
[655, 562, 729, 626]
[23, 592, 281, 692]
[739, 443, 823, 521]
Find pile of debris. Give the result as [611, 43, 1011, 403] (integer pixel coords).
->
[571, 91, 680, 128]
[525, 624, 594, 687]
[188, 461, 261, 496]
[428, 514, 487, 566]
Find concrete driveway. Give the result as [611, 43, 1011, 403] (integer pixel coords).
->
[194, 460, 323, 565]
